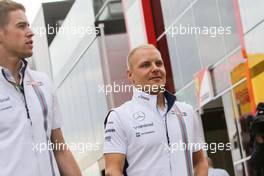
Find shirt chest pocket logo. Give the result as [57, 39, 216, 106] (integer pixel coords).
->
[0, 96, 13, 112]
[133, 111, 146, 122]
[132, 122, 156, 137]
[171, 110, 188, 117]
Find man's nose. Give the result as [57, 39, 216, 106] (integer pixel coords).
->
[151, 63, 160, 73]
[26, 28, 35, 38]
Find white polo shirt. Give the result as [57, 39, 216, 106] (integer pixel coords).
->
[208, 168, 230, 176]
[0, 60, 62, 176]
[104, 88, 204, 176]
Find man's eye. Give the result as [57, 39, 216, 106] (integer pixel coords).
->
[17, 23, 28, 29]
[141, 62, 150, 67]
[18, 25, 25, 28]
[156, 61, 163, 67]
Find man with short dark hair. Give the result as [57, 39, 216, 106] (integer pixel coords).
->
[104, 44, 208, 176]
[0, 1, 81, 175]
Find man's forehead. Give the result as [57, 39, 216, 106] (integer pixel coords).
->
[135, 47, 159, 55]
[7, 10, 28, 25]
[132, 48, 162, 61]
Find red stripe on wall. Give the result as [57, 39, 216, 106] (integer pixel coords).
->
[141, 0, 157, 46]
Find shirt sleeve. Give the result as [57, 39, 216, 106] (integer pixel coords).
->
[47, 77, 62, 130]
[190, 106, 204, 152]
[104, 110, 127, 155]
[51, 89, 62, 129]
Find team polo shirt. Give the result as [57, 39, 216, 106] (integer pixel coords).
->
[0, 59, 62, 176]
[208, 168, 230, 176]
[104, 88, 204, 176]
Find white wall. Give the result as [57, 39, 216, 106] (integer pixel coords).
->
[105, 33, 131, 107]
[122, 0, 148, 49]
[31, 6, 53, 79]
[49, 0, 97, 78]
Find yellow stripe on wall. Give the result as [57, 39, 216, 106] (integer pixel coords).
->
[248, 54, 264, 104]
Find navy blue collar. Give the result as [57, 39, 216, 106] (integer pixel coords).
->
[164, 90, 177, 113]
[1, 59, 28, 86]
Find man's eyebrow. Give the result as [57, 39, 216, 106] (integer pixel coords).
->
[139, 59, 149, 64]
[16, 21, 29, 26]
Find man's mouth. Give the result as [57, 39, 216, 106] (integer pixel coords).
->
[26, 40, 33, 45]
[149, 76, 162, 80]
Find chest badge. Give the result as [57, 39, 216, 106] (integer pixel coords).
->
[133, 111, 145, 122]
[26, 81, 43, 86]
[171, 110, 187, 117]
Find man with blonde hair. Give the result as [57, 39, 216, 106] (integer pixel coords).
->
[0, 1, 81, 175]
[104, 44, 208, 176]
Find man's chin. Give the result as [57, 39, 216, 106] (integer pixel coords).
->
[21, 52, 33, 59]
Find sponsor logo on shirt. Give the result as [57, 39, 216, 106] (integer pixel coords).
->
[26, 80, 44, 86]
[133, 111, 145, 122]
[138, 95, 150, 101]
[171, 110, 188, 117]
[105, 128, 116, 133]
[136, 132, 141, 137]
[0, 96, 10, 103]
[134, 122, 155, 137]
[136, 131, 155, 137]
[107, 121, 114, 125]
[133, 122, 154, 130]
[0, 96, 12, 111]
[105, 136, 112, 142]
[0, 105, 12, 111]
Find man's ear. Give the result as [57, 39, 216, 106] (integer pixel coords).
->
[127, 69, 131, 81]
[127, 69, 134, 83]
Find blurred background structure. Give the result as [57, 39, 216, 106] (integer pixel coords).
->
[22, 0, 264, 175]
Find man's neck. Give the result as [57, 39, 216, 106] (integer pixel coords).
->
[142, 89, 166, 110]
[157, 93, 165, 111]
[0, 55, 22, 84]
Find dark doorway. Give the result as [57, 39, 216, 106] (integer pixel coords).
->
[201, 98, 235, 175]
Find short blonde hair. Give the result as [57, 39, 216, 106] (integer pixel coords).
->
[0, 0, 25, 27]
[127, 44, 158, 70]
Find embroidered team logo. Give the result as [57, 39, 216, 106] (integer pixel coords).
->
[136, 132, 141, 137]
[133, 111, 145, 122]
[26, 81, 43, 86]
[0, 96, 10, 103]
[171, 110, 187, 117]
